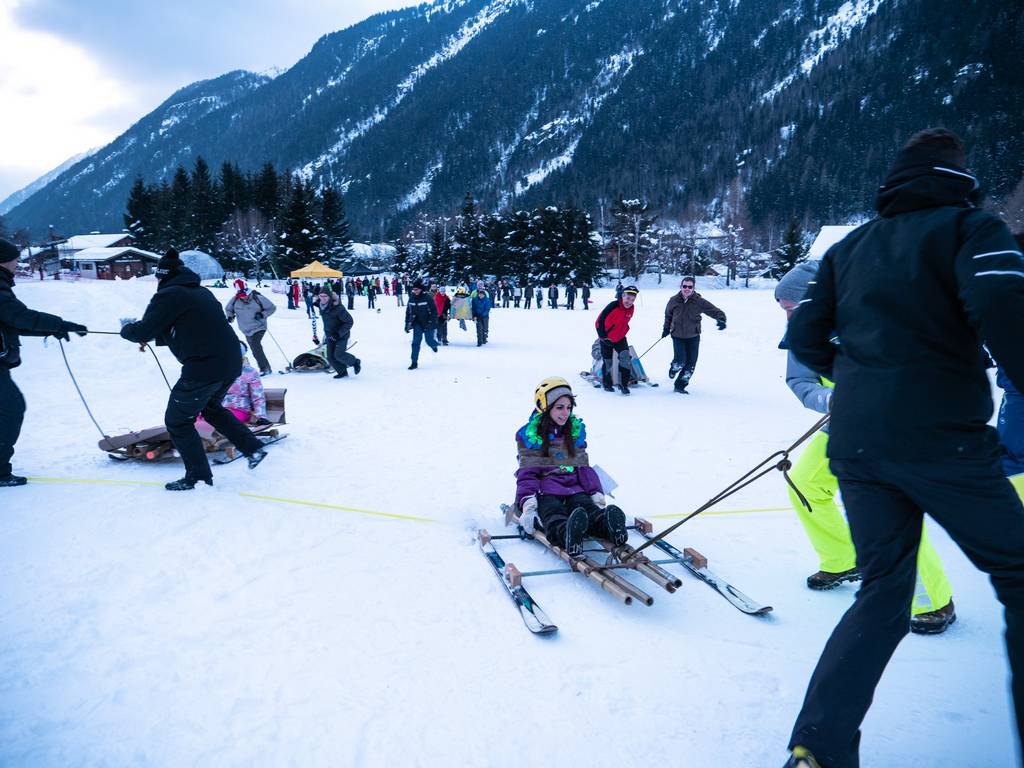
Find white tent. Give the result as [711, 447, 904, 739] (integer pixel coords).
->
[179, 249, 224, 280]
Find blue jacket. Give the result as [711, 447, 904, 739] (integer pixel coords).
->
[471, 292, 492, 318]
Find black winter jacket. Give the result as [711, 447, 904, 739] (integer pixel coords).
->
[405, 292, 436, 330]
[321, 299, 354, 340]
[121, 268, 242, 382]
[788, 167, 1024, 460]
[0, 266, 68, 368]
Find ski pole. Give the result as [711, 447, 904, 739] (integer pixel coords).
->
[266, 329, 293, 370]
[636, 335, 665, 361]
[623, 413, 830, 561]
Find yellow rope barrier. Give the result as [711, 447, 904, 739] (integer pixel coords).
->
[237, 492, 436, 523]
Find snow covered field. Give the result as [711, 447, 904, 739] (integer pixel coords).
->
[0, 279, 1016, 767]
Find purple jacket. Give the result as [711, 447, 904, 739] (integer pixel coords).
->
[514, 415, 602, 507]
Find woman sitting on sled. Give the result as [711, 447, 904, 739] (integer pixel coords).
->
[515, 377, 629, 556]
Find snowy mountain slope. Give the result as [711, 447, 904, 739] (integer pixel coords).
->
[0, 280, 1015, 766]
[0, 147, 99, 215]
[5, 0, 1021, 250]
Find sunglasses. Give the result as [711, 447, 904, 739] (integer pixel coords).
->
[682, 285, 694, 290]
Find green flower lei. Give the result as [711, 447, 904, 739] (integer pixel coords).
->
[523, 412, 585, 450]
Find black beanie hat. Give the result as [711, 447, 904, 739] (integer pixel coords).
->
[0, 238, 19, 264]
[885, 128, 973, 186]
[155, 248, 182, 281]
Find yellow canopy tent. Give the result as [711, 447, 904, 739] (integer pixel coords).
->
[290, 260, 342, 278]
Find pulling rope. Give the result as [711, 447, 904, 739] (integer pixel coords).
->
[623, 412, 830, 561]
[635, 335, 666, 361]
[266, 329, 293, 371]
[57, 338, 109, 439]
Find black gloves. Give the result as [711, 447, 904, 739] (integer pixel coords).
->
[57, 321, 88, 340]
[661, 328, 670, 338]
[254, 312, 264, 320]
[405, 325, 411, 333]
[717, 319, 727, 331]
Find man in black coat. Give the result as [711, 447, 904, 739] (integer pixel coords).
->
[121, 249, 267, 490]
[0, 239, 87, 487]
[318, 288, 361, 378]
[404, 280, 437, 370]
[784, 129, 1024, 768]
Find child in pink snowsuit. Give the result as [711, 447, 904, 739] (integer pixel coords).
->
[221, 343, 267, 423]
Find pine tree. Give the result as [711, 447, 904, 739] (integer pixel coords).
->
[561, 207, 603, 285]
[392, 238, 411, 275]
[609, 198, 657, 280]
[274, 177, 321, 275]
[320, 185, 353, 268]
[253, 162, 280, 223]
[451, 193, 486, 281]
[168, 165, 193, 249]
[123, 176, 157, 251]
[772, 217, 806, 278]
[189, 156, 221, 253]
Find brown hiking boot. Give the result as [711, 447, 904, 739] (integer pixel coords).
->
[806, 567, 861, 590]
[910, 600, 956, 635]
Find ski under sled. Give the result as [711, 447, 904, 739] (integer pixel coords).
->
[100, 388, 287, 462]
[482, 506, 771, 632]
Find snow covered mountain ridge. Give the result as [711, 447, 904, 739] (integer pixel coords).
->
[5, 0, 1019, 239]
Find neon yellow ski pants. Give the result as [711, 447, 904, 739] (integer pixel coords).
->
[787, 431, 954, 615]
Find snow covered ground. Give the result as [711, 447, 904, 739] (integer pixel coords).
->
[0, 279, 1016, 767]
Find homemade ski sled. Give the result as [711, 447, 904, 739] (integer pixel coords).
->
[99, 388, 288, 462]
[580, 340, 658, 388]
[479, 504, 771, 633]
[286, 341, 358, 374]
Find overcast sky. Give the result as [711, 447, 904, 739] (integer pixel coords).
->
[0, 0, 417, 201]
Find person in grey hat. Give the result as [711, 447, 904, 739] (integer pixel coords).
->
[0, 238, 88, 487]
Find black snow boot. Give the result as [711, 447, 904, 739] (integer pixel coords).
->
[601, 371, 614, 392]
[333, 370, 349, 378]
[910, 600, 957, 635]
[408, 362, 418, 370]
[165, 475, 213, 491]
[247, 449, 268, 470]
[353, 360, 361, 375]
[618, 368, 631, 394]
[806, 567, 861, 590]
[0, 474, 28, 487]
[564, 507, 589, 557]
[604, 505, 628, 546]
[618, 382, 630, 395]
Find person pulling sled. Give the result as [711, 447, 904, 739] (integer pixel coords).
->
[514, 377, 628, 556]
[120, 249, 269, 490]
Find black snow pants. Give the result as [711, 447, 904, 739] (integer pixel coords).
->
[165, 375, 264, 482]
[0, 366, 26, 476]
[600, 337, 632, 386]
[671, 336, 700, 387]
[537, 492, 613, 547]
[790, 454, 1024, 768]
[327, 333, 360, 374]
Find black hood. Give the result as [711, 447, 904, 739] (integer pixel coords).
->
[875, 166, 979, 218]
[157, 266, 201, 290]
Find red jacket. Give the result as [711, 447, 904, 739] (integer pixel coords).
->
[596, 299, 634, 343]
[433, 291, 451, 317]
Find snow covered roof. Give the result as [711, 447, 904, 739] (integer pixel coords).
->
[64, 233, 133, 250]
[807, 225, 858, 260]
[74, 247, 160, 262]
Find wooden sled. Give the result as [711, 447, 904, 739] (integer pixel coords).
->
[99, 388, 287, 461]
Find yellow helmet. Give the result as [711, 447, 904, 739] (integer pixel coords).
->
[534, 376, 575, 413]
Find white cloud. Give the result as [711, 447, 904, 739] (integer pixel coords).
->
[0, 0, 137, 197]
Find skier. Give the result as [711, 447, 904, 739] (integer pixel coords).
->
[120, 249, 268, 491]
[471, 281, 492, 346]
[318, 288, 361, 378]
[661, 277, 726, 393]
[595, 285, 639, 395]
[404, 280, 438, 369]
[224, 278, 277, 376]
[775, 261, 955, 632]
[0, 238, 88, 487]
[783, 129, 1024, 768]
[566, 281, 577, 310]
[432, 284, 451, 346]
[514, 377, 628, 556]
